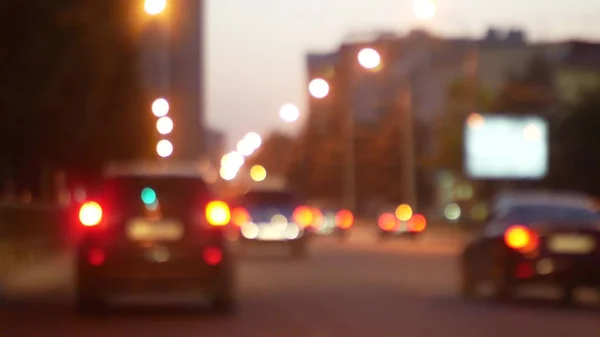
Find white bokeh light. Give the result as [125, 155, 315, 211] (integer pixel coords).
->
[279, 103, 300, 123]
[357, 48, 381, 70]
[308, 78, 330, 99]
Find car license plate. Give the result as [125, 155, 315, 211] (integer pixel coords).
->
[257, 224, 284, 241]
[127, 218, 184, 241]
[548, 234, 595, 254]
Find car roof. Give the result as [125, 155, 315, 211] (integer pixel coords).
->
[493, 191, 599, 212]
[103, 160, 211, 181]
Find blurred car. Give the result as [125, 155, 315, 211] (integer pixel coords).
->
[376, 209, 427, 241]
[72, 173, 237, 314]
[308, 200, 354, 241]
[460, 193, 600, 304]
[230, 190, 315, 258]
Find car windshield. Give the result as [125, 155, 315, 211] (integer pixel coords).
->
[508, 204, 600, 223]
[94, 175, 210, 201]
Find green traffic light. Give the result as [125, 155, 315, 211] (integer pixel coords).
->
[141, 187, 157, 205]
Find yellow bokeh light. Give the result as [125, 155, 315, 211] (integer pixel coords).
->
[151, 98, 169, 117]
[357, 48, 381, 70]
[395, 204, 413, 221]
[156, 116, 173, 135]
[308, 78, 330, 99]
[156, 139, 173, 158]
[250, 165, 267, 182]
[144, 0, 167, 15]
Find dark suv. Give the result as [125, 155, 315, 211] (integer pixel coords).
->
[73, 173, 236, 313]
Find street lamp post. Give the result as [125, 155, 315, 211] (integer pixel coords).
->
[307, 47, 382, 214]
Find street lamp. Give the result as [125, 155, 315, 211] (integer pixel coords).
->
[308, 78, 330, 99]
[152, 98, 169, 117]
[156, 139, 173, 158]
[250, 165, 267, 182]
[144, 0, 167, 15]
[279, 103, 300, 123]
[156, 116, 173, 135]
[357, 48, 381, 70]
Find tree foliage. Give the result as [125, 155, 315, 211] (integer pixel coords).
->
[0, 1, 154, 195]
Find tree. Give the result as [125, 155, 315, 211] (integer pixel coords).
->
[0, 1, 154, 197]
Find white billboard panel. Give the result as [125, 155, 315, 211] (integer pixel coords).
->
[464, 114, 549, 179]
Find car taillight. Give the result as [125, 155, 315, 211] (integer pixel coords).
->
[231, 207, 251, 226]
[409, 214, 427, 232]
[336, 209, 354, 229]
[378, 213, 397, 231]
[79, 201, 103, 227]
[504, 225, 538, 253]
[202, 246, 223, 266]
[205, 201, 231, 226]
[293, 206, 313, 228]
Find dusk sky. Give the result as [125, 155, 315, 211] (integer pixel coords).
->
[206, 0, 600, 149]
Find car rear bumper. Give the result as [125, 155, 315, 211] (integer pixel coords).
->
[511, 255, 600, 286]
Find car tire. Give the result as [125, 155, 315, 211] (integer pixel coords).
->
[210, 294, 237, 315]
[489, 265, 514, 301]
[460, 259, 477, 298]
[560, 285, 575, 305]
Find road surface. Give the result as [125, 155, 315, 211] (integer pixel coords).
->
[1, 227, 598, 336]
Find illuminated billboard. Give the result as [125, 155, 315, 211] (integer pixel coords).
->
[464, 113, 549, 179]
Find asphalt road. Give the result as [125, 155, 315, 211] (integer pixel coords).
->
[1, 227, 599, 337]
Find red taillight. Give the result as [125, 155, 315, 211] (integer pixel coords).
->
[504, 225, 538, 253]
[378, 213, 397, 231]
[336, 209, 354, 229]
[87, 248, 105, 266]
[408, 214, 427, 232]
[206, 201, 231, 226]
[202, 246, 223, 266]
[231, 207, 251, 226]
[79, 201, 103, 227]
[293, 206, 313, 228]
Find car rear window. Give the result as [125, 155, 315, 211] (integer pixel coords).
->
[92, 175, 210, 202]
[507, 204, 600, 223]
[242, 191, 302, 205]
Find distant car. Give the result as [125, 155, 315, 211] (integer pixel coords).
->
[73, 173, 237, 314]
[312, 207, 355, 241]
[230, 190, 314, 258]
[460, 195, 600, 304]
[376, 211, 427, 241]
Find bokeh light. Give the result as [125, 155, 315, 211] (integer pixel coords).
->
[395, 204, 413, 221]
[357, 48, 381, 70]
[523, 123, 541, 141]
[308, 78, 330, 99]
[151, 98, 169, 117]
[466, 112, 484, 130]
[236, 139, 255, 156]
[280, 103, 300, 123]
[156, 116, 173, 135]
[250, 165, 267, 182]
[243, 132, 262, 150]
[144, 0, 167, 15]
[221, 151, 244, 168]
[444, 203, 461, 222]
[156, 139, 173, 158]
[219, 166, 237, 181]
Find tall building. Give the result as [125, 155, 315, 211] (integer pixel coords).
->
[141, 0, 205, 161]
